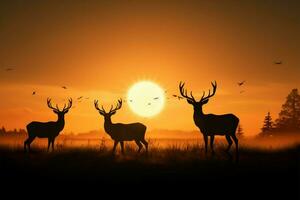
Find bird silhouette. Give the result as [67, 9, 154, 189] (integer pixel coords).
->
[5, 68, 14, 71]
[238, 81, 245, 86]
[148, 102, 151, 106]
[274, 61, 282, 65]
[62, 86, 67, 89]
[173, 94, 183, 100]
[77, 96, 83, 100]
[153, 97, 159, 100]
[32, 91, 36, 95]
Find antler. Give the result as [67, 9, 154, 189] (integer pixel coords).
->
[94, 99, 122, 114]
[62, 98, 72, 112]
[94, 100, 106, 114]
[47, 98, 60, 112]
[179, 82, 196, 103]
[109, 99, 122, 114]
[200, 81, 217, 102]
[47, 98, 72, 112]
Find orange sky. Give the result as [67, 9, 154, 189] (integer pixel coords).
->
[0, 0, 299, 136]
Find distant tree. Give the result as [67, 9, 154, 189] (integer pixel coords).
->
[259, 112, 274, 137]
[275, 88, 300, 132]
[261, 112, 273, 133]
[0, 126, 6, 135]
[236, 124, 244, 139]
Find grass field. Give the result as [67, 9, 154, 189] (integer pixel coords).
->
[0, 137, 298, 198]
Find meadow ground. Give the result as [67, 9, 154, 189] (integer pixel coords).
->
[0, 137, 298, 198]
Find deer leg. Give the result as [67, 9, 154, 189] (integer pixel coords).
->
[135, 140, 143, 153]
[225, 135, 233, 152]
[210, 135, 215, 155]
[203, 135, 208, 154]
[26, 136, 35, 152]
[51, 138, 55, 151]
[24, 137, 30, 152]
[112, 141, 118, 154]
[231, 135, 239, 160]
[120, 141, 125, 155]
[47, 138, 51, 152]
[141, 139, 148, 153]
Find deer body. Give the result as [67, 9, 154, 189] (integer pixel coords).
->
[95, 99, 148, 154]
[179, 81, 239, 158]
[104, 121, 147, 141]
[27, 120, 64, 138]
[24, 98, 72, 152]
[194, 112, 239, 136]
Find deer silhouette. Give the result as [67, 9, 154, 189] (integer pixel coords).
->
[179, 81, 239, 157]
[94, 99, 148, 154]
[24, 98, 72, 152]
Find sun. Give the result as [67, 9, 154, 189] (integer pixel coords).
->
[127, 81, 165, 117]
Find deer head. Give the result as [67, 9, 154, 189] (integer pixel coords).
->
[94, 99, 123, 119]
[47, 98, 73, 117]
[179, 81, 217, 109]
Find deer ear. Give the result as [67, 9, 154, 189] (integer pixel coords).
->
[99, 111, 105, 116]
[187, 99, 194, 104]
[201, 99, 209, 104]
[64, 110, 69, 114]
[53, 110, 59, 114]
[110, 111, 116, 115]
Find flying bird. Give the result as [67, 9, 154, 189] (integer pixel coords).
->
[62, 86, 67, 89]
[173, 94, 183, 100]
[274, 61, 282, 65]
[32, 91, 36, 95]
[237, 81, 245, 86]
[77, 96, 83, 100]
[153, 97, 159, 100]
[5, 68, 14, 71]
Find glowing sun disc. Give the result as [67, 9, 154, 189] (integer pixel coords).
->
[127, 81, 165, 117]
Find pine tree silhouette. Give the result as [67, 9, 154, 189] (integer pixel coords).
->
[275, 88, 300, 132]
[261, 112, 273, 136]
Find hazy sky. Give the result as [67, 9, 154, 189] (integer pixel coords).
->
[0, 0, 299, 136]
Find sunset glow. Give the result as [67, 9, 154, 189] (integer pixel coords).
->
[0, 1, 299, 137]
[0, 1, 299, 195]
[127, 81, 165, 117]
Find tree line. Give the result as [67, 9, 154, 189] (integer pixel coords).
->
[0, 126, 27, 137]
[260, 88, 300, 137]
